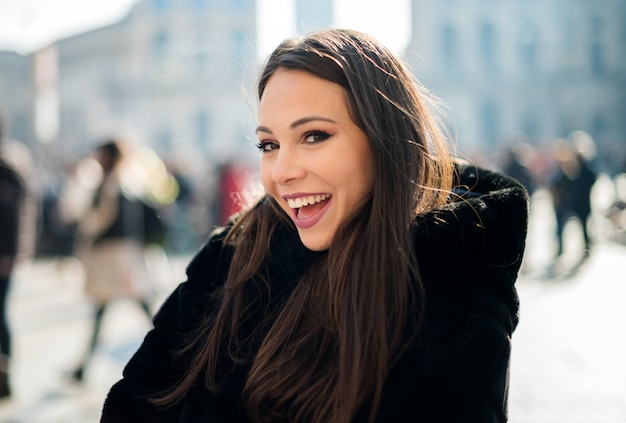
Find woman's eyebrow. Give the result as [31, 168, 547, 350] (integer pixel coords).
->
[289, 115, 336, 129]
[255, 116, 337, 135]
[255, 125, 272, 134]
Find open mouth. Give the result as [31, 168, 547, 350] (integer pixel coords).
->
[285, 194, 332, 227]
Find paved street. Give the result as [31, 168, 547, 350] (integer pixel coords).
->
[0, 188, 625, 422]
[509, 244, 626, 422]
[0, 249, 191, 423]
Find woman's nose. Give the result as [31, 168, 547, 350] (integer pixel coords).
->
[271, 148, 306, 184]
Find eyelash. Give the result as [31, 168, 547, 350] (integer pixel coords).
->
[255, 141, 277, 153]
[303, 130, 330, 144]
[255, 130, 331, 153]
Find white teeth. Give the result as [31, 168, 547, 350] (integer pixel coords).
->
[287, 193, 330, 209]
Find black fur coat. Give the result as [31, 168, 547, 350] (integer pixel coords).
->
[101, 164, 529, 423]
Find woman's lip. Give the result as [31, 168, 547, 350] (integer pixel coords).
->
[289, 196, 332, 229]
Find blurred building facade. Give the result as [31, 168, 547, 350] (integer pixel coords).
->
[0, 52, 35, 145]
[1, 0, 625, 168]
[55, 0, 258, 164]
[406, 0, 626, 152]
[1, 0, 258, 171]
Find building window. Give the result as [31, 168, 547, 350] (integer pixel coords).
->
[520, 112, 541, 140]
[517, 21, 539, 76]
[480, 100, 499, 146]
[231, 0, 249, 9]
[590, 16, 605, 77]
[156, 127, 173, 151]
[591, 114, 607, 139]
[191, 0, 209, 11]
[152, 0, 170, 13]
[558, 17, 577, 74]
[441, 23, 461, 72]
[479, 22, 497, 72]
[232, 30, 250, 60]
[590, 42, 606, 77]
[194, 52, 209, 75]
[153, 31, 169, 62]
[195, 110, 211, 148]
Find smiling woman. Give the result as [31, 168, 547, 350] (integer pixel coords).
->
[257, 69, 375, 251]
[101, 29, 529, 423]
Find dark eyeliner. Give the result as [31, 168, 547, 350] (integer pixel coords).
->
[303, 130, 331, 143]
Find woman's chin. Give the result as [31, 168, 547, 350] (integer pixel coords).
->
[297, 231, 331, 252]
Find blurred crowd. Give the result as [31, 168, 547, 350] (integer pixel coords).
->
[486, 130, 626, 277]
[0, 106, 255, 398]
[35, 141, 255, 261]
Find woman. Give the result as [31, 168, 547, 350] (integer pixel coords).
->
[101, 29, 528, 422]
[64, 140, 154, 382]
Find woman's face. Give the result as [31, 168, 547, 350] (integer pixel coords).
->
[257, 69, 374, 251]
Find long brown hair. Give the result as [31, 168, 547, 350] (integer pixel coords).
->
[154, 29, 454, 422]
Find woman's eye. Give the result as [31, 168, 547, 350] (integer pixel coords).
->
[303, 131, 330, 144]
[255, 141, 279, 153]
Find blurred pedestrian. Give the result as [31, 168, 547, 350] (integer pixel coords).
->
[500, 141, 536, 197]
[0, 106, 27, 399]
[548, 134, 598, 264]
[59, 139, 155, 383]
